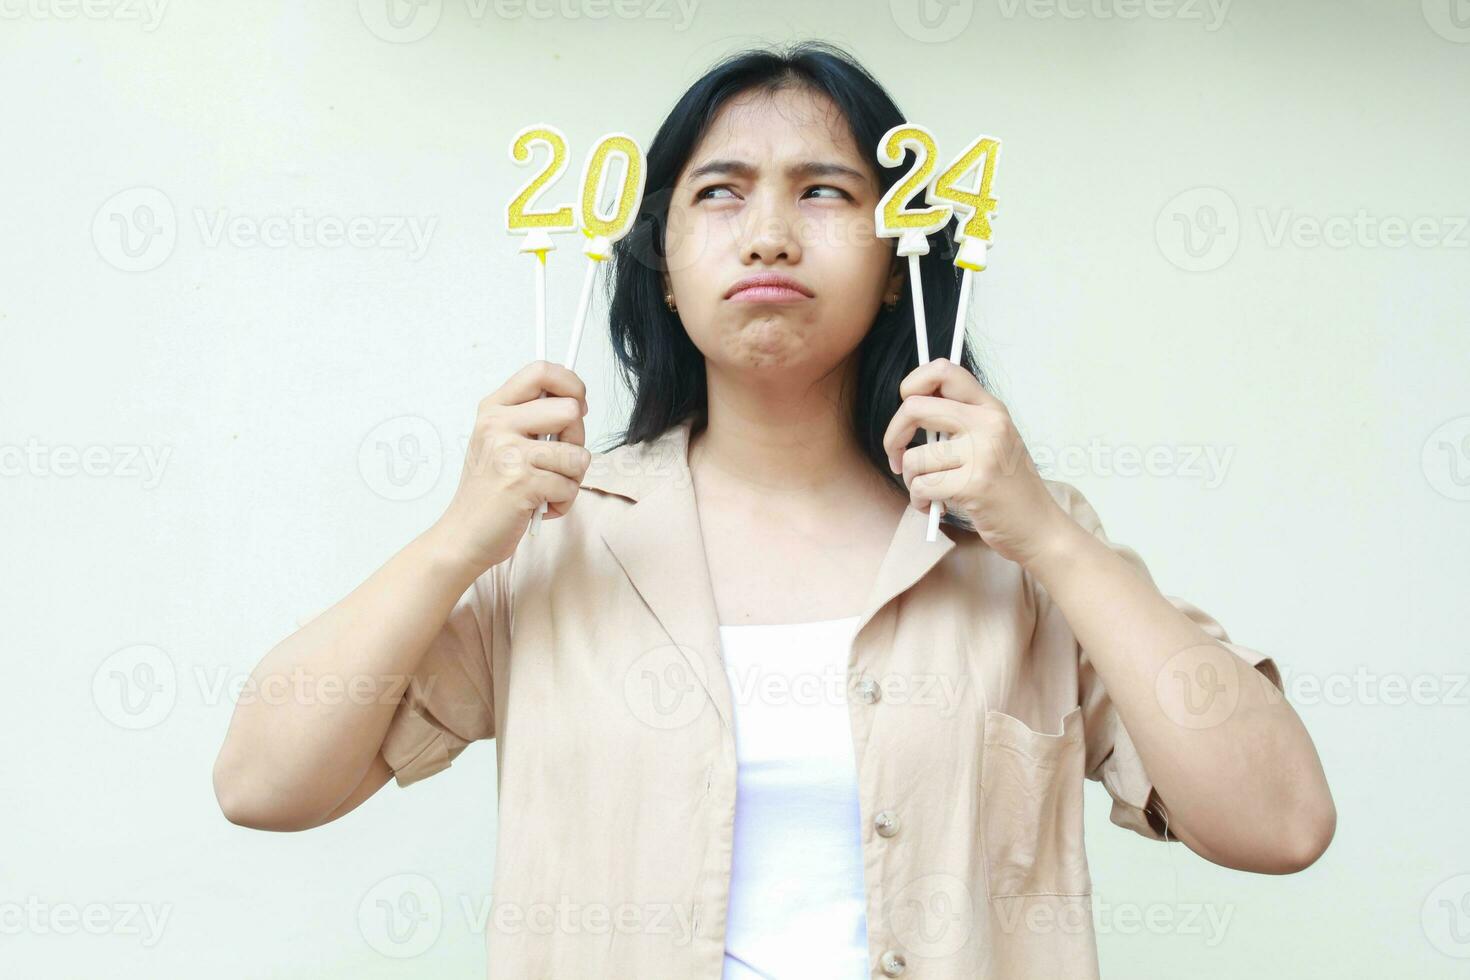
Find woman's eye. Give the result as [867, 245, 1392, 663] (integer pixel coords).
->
[696, 185, 737, 201]
[804, 185, 852, 201]
[695, 184, 852, 202]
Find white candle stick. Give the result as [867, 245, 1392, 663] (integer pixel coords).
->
[927, 134, 1001, 542]
[904, 240, 946, 542]
[534, 247, 547, 363]
[506, 124, 578, 537]
[530, 132, 646, 535]
[875, 124, 954, 542]
[527, 256, 597, 523]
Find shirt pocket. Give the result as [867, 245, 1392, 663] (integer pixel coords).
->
[980, 704, 1092, 899]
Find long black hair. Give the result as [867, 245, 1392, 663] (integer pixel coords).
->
[605, 40, 985, 531]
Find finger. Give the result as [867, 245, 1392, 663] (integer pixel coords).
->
[899, 358, 1001, 410]
[488, 360, 589, 413]
[524, 438, 592, 482]
[528, 469, 581, 518]
[503, 396, 586, 439]
[883, 395, 970, 469]
[906, 466, 967, 510]
[548, 414, 585, 448]
[899, 438, 969, 490]
[566, 415, 586, 447]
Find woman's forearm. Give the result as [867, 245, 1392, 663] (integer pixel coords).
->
[212, 361, 593, 832]
[1025, 521, 1336, 873]
[211, 521, 482, 831]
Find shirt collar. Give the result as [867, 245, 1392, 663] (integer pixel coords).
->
[581, 415, 959, 732]
[580, 416, 698, 503]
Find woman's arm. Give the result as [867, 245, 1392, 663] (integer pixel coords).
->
[886, 357, 1335, 873]
[1023, 525, 1334, 873]
[211, 360, 592, 832]
[211, 525, 483, 832]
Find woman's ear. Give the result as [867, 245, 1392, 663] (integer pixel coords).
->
[884, 258, 905, 303]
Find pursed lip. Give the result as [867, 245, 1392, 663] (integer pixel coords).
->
[723, 272, 815, 301]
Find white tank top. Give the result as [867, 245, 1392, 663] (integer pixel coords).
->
[717, 615, 870, 980]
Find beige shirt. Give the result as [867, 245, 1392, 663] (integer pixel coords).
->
[380, 416, 1283, 979]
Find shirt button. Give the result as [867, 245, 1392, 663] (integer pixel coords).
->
[875, 810, 900, 838]
[856, 677, 881, 704]
[880, 949, 907, 975]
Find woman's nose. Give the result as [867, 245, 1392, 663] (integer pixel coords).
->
[738, 194, 803, 264]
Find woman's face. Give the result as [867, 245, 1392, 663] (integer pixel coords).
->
[663, 86, 902, 385]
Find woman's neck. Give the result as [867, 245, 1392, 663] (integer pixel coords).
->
[689, 359, 871, 498]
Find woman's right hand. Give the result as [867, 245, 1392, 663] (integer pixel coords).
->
[431, 360, 591, 576]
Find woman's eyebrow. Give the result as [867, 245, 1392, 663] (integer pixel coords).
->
[685, 159, 870, 184]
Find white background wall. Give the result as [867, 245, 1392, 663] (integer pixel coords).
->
[3, 1, 1467, 976]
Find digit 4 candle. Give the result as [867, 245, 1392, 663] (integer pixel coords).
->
[926, 134, 1001, 542]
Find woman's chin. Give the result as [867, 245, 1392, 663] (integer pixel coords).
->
[727, 329, 806, 369]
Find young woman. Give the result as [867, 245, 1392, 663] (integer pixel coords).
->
[213, 41, 1335, 980]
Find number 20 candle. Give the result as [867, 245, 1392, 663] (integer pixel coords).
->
[530, 132, 646, 534]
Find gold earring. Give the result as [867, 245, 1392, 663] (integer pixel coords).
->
[665, 291, 677, 311]
[883, 292, 899, 309]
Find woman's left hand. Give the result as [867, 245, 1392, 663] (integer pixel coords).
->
[883, 358, 1079, 568]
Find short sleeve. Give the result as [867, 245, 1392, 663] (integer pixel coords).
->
[379, 556, 511, 788]
[1046, 480, 1285, 842]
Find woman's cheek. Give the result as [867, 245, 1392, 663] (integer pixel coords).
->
[664, 204, 722, 276]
